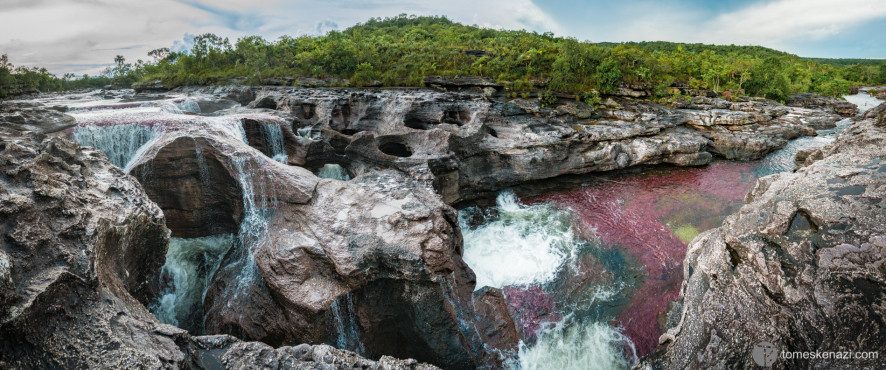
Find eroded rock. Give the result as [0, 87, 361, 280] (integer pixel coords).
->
[639, 116, 886, 368]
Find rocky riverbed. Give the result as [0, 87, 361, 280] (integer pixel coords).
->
[0, 83, 882, 369]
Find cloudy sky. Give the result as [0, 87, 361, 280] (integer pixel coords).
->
[2, 0, 885, 76]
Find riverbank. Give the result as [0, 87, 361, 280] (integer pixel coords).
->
[0, 86, 882, 369]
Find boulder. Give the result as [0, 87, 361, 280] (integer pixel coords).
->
[129, 125, 506, 368]
[640, 116, 886, 368]
[787, 93, 859, 117]
[0, 129, 177, 367]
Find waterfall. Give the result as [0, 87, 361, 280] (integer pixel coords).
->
[194, 139, 211, 186]
[213, 155, 278, 309]
[151, 234, 234, 333]
[317, 164, 350, 181]
[213, 118, 249, 143]
[459, 191, 579, 289]
[261, 123, 287, 163]
[330, 294, 366, 355]
[518, 320, 637, 370]
[72, 123, 162, 168]
[176, 99, 202, 114]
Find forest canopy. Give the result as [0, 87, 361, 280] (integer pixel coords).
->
[3, 14, 886, 101]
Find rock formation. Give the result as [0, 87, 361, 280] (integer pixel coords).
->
[787, 93, 859, 116]
[0, 85, 870, 369]
[639, 106, 886, 368]
[0, 102, 440, 369]
[125, 116, 517, 368]
[176, 86, 845, 204]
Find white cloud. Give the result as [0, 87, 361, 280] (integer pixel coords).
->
[707, 0, 886, 44]
[570, 0, 886, 52]
[0, 0, 563, 75]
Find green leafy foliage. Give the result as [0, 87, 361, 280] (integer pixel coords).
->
[4, 15, 886, 100]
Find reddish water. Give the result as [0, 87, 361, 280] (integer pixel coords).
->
[524, 161, 758, 356]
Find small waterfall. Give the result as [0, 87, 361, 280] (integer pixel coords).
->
[460, 191, 579, 289]
[214, 155, 278, 310]
[214, 118, 249, 143]
[176, 99, 202, 114]
[330, 294, 366, 355]
[232, 155, 276, 252]
[193, 139, 211, 186]
[151, 234, 234, 333]
[518, 320, 637, 370]
[261, 123, 287, 163]
[72, 123, 162, 168]
[317, 164, 350, 180]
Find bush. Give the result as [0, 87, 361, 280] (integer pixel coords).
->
[582, 91, 601, 109]
[539, 90, 557, 107]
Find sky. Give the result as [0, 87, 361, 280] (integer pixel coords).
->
[1, 0, 885, 76]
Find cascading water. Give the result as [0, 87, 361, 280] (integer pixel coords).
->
[151, 234, 234, 333]
[460, 192, 579, 289]
[193, 138, 211, 186]
[755, 92, 881, 176]
[261, 123, 287, 163]
[519, 320, 637, 370]
[211, 155, 278, 314]
[176, 99, 202, 114]
[461, 192, 638, 369]
[72, 123, 162, 168]
[317, 164, 350, 181]
[330, 295, 366, 355]
[296, 127, 315, 139]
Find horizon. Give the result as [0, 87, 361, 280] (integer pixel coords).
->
[2, 0, 886, 76]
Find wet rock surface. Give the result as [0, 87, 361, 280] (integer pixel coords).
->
[639, 114, 886, 368]
[0, 103, 440, 369]
[126, 119, 506, 368]
[0, 87, 869, 369]
[176, 86, 843, 203]
[0, 117, 176, 367]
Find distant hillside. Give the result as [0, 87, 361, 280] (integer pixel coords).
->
[5, 15, 886, 100]
[801, 57, 886, 66]
[595, 41, 797, 60]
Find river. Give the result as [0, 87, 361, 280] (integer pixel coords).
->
[460, 92, 882, 369]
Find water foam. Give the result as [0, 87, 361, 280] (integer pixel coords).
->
[460, 191, 579, 289]
[317, 164, 350, 180]
[518, 320, 637, 370]
[152, 234, 234, 331]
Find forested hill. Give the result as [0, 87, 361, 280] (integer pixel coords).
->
[594, 41, 796, 60]
[802, 58, 886, 66]
[4, 15, 886, 101]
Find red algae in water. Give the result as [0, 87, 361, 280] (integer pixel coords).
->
[526, 162, 758, 356]
[504, 285, 563, 342]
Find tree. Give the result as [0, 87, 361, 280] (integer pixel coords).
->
[595, 57, 623, 94]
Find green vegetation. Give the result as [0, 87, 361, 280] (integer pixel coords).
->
[4, 14, 886, 101]
[672, 224, 701, 244]
[0, 53, 112, 99]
